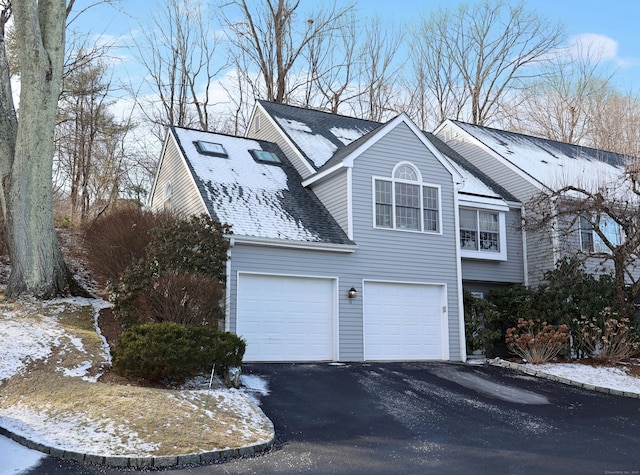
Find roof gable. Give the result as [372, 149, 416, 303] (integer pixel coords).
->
[257, 100, 379, 170]
[257, 102, 516, 207]
[170, 126, 353, 246]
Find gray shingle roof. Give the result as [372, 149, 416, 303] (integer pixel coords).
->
[259, 101, 516, 202]
[258, 100, 380, 170]
[171, 126, 354, 246]
[426, 132, 518, 202]
[450, 120, 628, 191]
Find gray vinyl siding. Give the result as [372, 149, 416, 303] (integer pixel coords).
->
[228, 121, 463, 361]
[438, 125, 554, 286]
[350, 122, 461, 360]
[310, 172, 349, 235]
[461, 207, 525, 284]
[247, 108, 315, 179]
[149, 137, 207, 217]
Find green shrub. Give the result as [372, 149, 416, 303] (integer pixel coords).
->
[485, 258, 621, 358]
[110, 214, 231, 328]
[112, 323, 245, 383]
[463, 290, 501, 355]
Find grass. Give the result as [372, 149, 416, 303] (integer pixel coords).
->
[0, 297, 273, 457]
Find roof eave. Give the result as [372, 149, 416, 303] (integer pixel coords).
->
[229, 235, 358, 253]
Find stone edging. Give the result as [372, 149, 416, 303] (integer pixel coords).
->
[0, 425, 275, 468]
[488, 358, 640, 399]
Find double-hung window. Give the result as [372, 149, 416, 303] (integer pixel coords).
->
[580, 215, 622, 253]
[459, 205, 507, 261]
[460, 209, 499, 251]
[374, 163, 440, 233]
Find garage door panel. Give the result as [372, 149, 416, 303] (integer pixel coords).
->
[237, 274, 334, 361]
[364, 282, 445, 361]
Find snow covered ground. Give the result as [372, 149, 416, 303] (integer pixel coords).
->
[528, 362, 640, 394]
[1, 295, 639, 474]
[0, 296, 272, 475]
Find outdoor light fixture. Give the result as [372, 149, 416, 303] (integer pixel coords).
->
[348, 287, 357, 299]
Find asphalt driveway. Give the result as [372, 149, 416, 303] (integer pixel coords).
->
[26, 362, 640, 474]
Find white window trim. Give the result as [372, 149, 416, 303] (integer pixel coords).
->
[371, 162, 442, 235]
[459, 207, 507, 261]
[579, 215, 622, 254]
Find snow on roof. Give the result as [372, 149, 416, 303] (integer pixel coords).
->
[456, 163, 503, 199]
[173, 127, 350, 244]
[455, 122, 627, 194]
[329, 126, 372, 146]
[260, 102, 514, 205]
[275, 116, 338, 168]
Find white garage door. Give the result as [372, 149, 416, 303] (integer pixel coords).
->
[237, 274, 335, 361]
[364, 281, 445, 360]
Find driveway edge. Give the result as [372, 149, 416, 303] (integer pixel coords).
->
[488, 358, 640, 399]
[0, 421, 275, 468]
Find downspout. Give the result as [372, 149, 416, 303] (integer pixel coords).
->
[520, 205, 529, 287]
[224, 237, 234, 333]
[550, 195, 561, 269]
[453, 179, 466, 362]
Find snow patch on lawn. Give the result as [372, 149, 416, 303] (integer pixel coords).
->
[530, 362, 640, 394]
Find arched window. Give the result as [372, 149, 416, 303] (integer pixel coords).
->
[373, 162, 440, 233]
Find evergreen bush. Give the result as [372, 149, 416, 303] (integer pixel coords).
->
[112, 323, 245, 383]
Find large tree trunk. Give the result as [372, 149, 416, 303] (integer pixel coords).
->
[5, 0, 81, 298]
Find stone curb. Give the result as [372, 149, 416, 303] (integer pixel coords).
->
[0, 424, 275, 468]
[487, 358, 640, 399]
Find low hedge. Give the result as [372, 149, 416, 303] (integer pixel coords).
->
[112, 322, 245, 383]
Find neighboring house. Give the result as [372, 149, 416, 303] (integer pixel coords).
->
[149, 103, 528, 363]
[435, 119, 631, 285]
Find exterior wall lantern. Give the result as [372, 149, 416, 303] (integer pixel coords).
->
[348, 287, 357, 299]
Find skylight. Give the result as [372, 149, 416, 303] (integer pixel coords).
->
[195, 141, 227, 157]
[250, 149, 282, 164]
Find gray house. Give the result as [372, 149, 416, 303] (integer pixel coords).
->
[435, 119, 632, 285]
[148, 103, 527, 363]
[249, 101, 526, 297]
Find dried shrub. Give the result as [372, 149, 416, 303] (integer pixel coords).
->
[505, 318, 570, 364]
[574, 309, 639, 362]
[110, 214, 231, 329]
[136, 270, 224, 328]
[83, 207, 170, 287]
[112, 323, 245, 383]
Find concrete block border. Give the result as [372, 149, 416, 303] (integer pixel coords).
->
[0, 425, 275, 468]
[488, 357, 640, 399]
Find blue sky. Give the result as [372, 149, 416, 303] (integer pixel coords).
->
[72, 0, 640, 92]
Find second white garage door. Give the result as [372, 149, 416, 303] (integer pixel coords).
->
[364, 281, 446, 360]
[236, 274, 336, 362]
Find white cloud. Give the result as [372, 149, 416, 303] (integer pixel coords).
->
[566, 33, 619, 62]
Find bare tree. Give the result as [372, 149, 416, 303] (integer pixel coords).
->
[301, 10, 360, 112]
[55, 50, 134, 224]
[525, 168, 640, 319]
[406, 12, 468, 129]
[410, 0, 564, 126]
[508, 40, 613, 144]
[349, 18, 405, 122]
[223, 0, 355, 105]
[134, 0, 225, 138]
[588, 91, 640, 158]
[0, 0, 88, 298]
